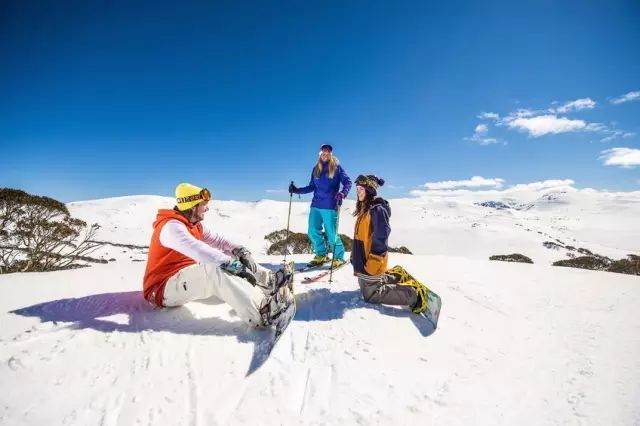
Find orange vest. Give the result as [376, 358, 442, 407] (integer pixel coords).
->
[143, 209, 204, 306]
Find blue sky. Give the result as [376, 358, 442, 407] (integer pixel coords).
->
[2, 0, 639, 202]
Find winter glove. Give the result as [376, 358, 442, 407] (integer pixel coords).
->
[232, 246, 257, 273]
[221, 259, 244, 274]
[221, 259, 257, 286]
[335, 192, 345, 202]
[288, 183, 298, 194]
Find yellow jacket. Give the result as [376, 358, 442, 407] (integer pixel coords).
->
[351, 198, 391, 276]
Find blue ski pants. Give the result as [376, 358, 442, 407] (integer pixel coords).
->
[308, 207, 344, 260]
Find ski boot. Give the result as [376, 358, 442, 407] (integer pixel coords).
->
[307, 255, 328, 267]
[330, 258, 346, 268]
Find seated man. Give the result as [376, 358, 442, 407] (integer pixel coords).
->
[143, 182, 293, 327]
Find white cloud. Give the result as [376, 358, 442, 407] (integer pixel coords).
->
[423, 176, 505, 190]
[505, 179, 575, 192]
[475, 124, 488, 135]
[410, 178, 579, 198]
[599, 130, 636, 143]
[475, 97, 633, 142]
[466, 123, 502, 145]
[477, 112, 500, 121]
[510, 109, 537, 118]
[505, 114, 587, 137]
[610, 90, 640, 105]
[474, 137, 500, 145]
[600, 148, 640, 168]
[265, 189, 286, 193]
[550, 98, 596, 113]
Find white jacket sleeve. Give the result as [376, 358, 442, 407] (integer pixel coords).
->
[159, 220, 232, 266]
[201, 223, 239, 255]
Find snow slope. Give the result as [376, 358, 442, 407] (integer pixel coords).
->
[1, 190, 639, 425]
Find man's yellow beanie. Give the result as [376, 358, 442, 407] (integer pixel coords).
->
[175, 183, 209, 211]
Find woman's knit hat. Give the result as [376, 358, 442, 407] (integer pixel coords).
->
[355, 174, 385, 196]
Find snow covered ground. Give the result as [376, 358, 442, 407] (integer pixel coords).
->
[1, 187, 639, 425]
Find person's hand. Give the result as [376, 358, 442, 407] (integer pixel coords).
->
[221, 259, 244, 274]
[232, 246, 257, 273]
[221, 259, 257, 285]
[335, 192, 345, 202]
[288, 183, 298, 194]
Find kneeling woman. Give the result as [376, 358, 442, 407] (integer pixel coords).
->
[350, 175, 429, 314]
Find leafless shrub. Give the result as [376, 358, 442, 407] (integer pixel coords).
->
[0, 188, 102, 273]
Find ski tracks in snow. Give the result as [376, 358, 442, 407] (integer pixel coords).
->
[0, 316, 207, 425]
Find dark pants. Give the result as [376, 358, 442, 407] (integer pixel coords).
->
[357, 273, 417, 308]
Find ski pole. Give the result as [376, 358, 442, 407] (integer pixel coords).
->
[283, 181, 294, 264]
[329, 199, 342, 283]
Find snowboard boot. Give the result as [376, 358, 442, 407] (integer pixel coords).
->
[255, 263, 294, 296]
[258, 286, 295, 326]
[411, 284, 429, 314]
[307, 255, 328, 267]
[271, 262, 294, 292]
[386, 265, 429, 314]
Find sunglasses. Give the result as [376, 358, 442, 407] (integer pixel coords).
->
[177, 188, 212, 204]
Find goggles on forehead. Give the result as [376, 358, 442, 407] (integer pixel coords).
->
[355, 175, 377, 188]
[176, 188, 212, 204]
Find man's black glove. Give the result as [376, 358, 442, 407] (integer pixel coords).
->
[232, 246, 257, 273]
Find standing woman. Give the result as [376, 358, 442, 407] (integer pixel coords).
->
[351, 174, 431, 315]
[289, 144, 352, 268]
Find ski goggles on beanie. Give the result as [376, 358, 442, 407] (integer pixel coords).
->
[319, 143, 333, 153]
[175, 183, 212, 211]
[355, 174, 385, 196]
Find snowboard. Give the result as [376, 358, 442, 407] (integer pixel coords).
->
[270, 260, 297, 349]
[386, 265, 442, 329]
[420, 288, 442, 329]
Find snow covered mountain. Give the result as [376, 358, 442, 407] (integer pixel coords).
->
[67, 185, 640, 266]
[1, 188, 639, 425]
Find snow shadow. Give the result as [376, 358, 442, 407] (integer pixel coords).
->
[248, 288, 436, 375]
[294, 289, 436, 337]
[11, 288, 434, 377]
[10, 291, 271, 345]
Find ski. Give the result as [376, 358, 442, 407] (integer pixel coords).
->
[296, 261, 331, 273]
[302, 262, 349, 283]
